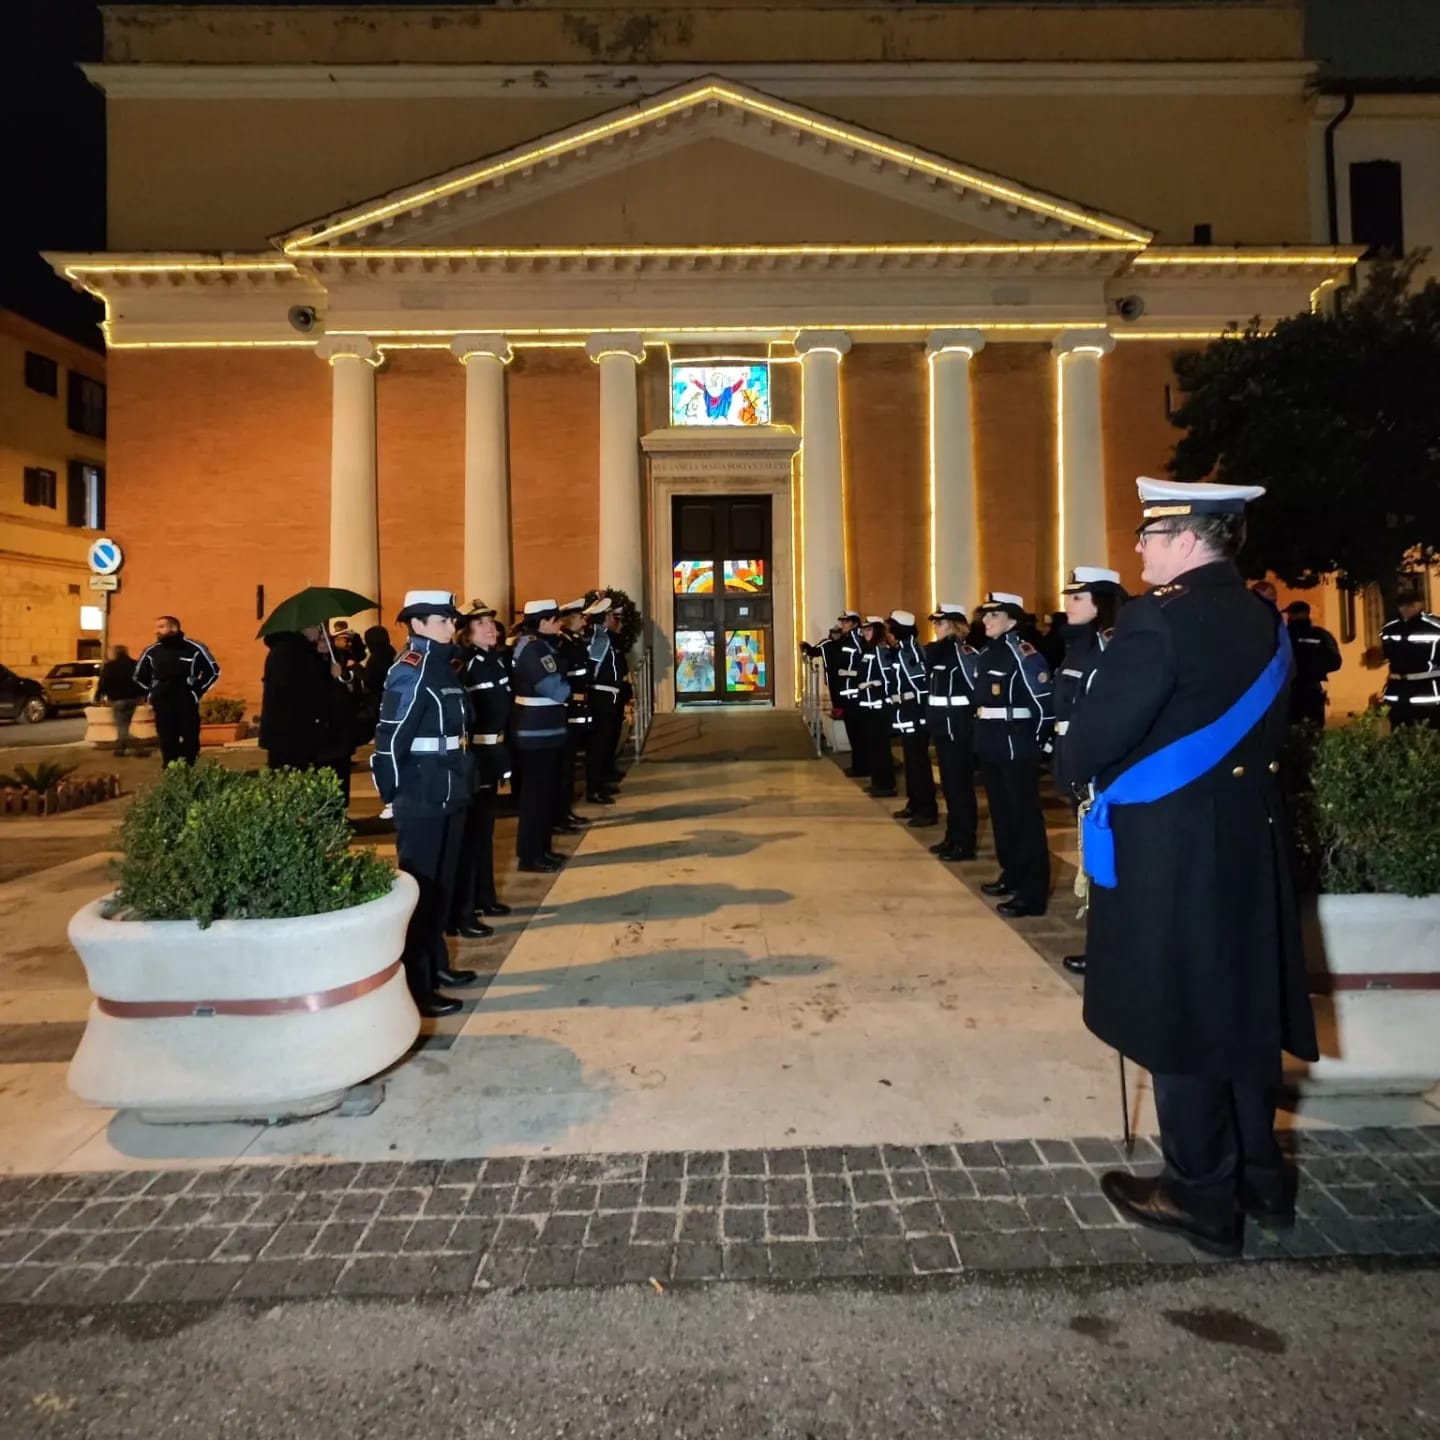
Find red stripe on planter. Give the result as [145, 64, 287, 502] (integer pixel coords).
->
[1308, 972, 1440, 994]
[95, 961, 403, 1018]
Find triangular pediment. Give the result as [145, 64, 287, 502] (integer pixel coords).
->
[278, 78, 1150, 252]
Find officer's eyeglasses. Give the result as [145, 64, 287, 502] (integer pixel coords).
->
[1136, 526, 1180, 546]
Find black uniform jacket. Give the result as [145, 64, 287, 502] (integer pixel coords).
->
[457, 645, 512, 789]
[370, 637, 472, 816]
[1057, 561, 1318, 1081]
[925, 637, 975, 742]
[1052, 623, 1109, 795]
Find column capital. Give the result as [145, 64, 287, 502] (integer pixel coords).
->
[1052, 328, 1115, 359]
[315, 335, 378, 366]
[452, 333, 513, 366]
[585, 332, 646, 365]
[926, 328, 986, 360]
[794, 329, 852, 359]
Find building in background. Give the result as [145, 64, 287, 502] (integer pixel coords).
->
[0, 309, 107, 676]
[48, 2, 1378, 712]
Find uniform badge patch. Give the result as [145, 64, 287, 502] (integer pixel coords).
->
[399, 651, 422, 668]
[541, 654, 558, 673]
[1038, 672, 1049, 683]
[991, 682, 1001, 696]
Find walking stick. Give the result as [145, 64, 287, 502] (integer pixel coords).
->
[1118, 1051, 1133, 1153]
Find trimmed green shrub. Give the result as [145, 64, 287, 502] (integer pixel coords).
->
[1292, 713, 1440, 897]
[110, 761, 393, 928]
[199, 696, 247, 724]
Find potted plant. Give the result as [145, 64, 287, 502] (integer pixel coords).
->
[198, 695, 248, 745]
[67, 762, 419, 1123]
[1288, 714, 1440, 1095]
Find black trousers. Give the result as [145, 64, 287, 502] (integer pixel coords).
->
[934, 734, 978, 852]
[152, 690, 200, 766]
[553, 731, 583, 823]
[587, 699, 619, 794]
[515, 745, 562, 863]
[862, 708, 895, 790]
[1288, 685, 1326, 728]
[1151, 1073, 1286, 1226]
[395, 807, 465, 999]
[900, 731, 938, 818]
[840, 700, 867, 775]
[979, 759, 1050, 910]
[449, 786, 498, 925]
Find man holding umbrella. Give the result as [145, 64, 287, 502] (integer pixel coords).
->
[371, 590, 477, 1018]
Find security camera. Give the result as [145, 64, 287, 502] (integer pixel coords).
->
[287, 305, 319, 334]
[1115, 295, 1146, 323]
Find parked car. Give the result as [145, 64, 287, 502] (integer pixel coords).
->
[42, 661, 103, 714]
[0, 665, 48, 725]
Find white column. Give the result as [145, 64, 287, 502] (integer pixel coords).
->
[316, 336, 380, 624]
[926, 329, 986, 609]
[452, 333, 514, 612]
[795, 329, 851, 645]
[1053, 328, 1116, 594]
[585, 332, 647, 602]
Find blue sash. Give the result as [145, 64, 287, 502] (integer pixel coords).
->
[1081, 619, 1291, 890]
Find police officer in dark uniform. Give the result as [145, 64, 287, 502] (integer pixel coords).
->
[888, 610, 938, 827]
[1380, 586, 1440, 728]
[925, 604, 978, 862]
[832, 611, 868, 777]
[372, 590, 476, 1019]
[1059, 478, 1318, 1257]
[584, 595, 625, 801]
[1052, 567, 1128, 974]
[446, 602, 513, 938]
[966, 592, 1054, 918]
[511, 599, 572, 872]
[856, 616, 898, 797]
[1283, 600, 1341, 727]
[133, 615, 221, 766]
[552, 599, 597, 828]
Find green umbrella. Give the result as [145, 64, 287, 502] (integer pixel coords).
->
[256, 587, 377, 639]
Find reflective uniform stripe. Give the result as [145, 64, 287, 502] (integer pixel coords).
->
[977, 706, 1034, 720]
[514, 696, 564, 706]
[592, 683, 621, 695]
[474, 733, 504, 744]
[410, 736, 462, 752]
[1054, 719, 1070, 735]
[928, 695, 971, 708]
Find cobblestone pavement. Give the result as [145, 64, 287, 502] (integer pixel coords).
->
[3, 1126, 1438, 1307]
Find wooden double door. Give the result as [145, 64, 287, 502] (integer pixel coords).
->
[670, 495, 774, 703]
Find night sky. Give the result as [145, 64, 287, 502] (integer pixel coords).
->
[3, 0, 1434, 353]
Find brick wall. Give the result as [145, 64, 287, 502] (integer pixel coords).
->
[106, 351, 330, 713]
[972, 343, 1056, 616]
[507, 349, 600, 610]
[841, 344, 928, 624]
[1102, 342, 1197, 594]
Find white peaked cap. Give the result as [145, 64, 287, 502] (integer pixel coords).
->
[930, 603, 966, 619]
[1137, 476, 1266, 518]
[988, 592, 1025, 609]
[889, 609, 916, 627]
[864, 615, 886, 626]
[1065, 566, 1122, 590]
[557, 598, 585, 614]
[584, 596, 612, 617]
[523, 599, 559, 616]
[402, 590, 455, 611]
[839, 609, 862, 622]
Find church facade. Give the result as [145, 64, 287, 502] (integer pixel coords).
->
[55, 3, 1361, 711]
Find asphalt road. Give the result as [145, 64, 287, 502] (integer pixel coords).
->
[0, 716, 86, 751]
[1, 1264, 1436, 1439]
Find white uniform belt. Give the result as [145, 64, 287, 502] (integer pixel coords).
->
[1054, 719, 1070, 735]
[838, 669, 857, 677]
[977, 706, 1033, 720]
[1393, 670, 1440, 681]
[1388, 693, 1440, 704]
[928, 696, 970, 708]
[410, 736, 462, 752]
[474, 733, 504, 745]
[593, 683, 621, 695]
[514, 696, 563, 707]
[467, 681, 498, 691]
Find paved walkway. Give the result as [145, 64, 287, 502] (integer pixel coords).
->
[0, 712, 1438, 1302]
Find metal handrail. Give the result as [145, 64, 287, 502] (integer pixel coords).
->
[631, 649, 654, 760]
[800, 654, 825, 758]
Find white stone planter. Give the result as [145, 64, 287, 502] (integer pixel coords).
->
[67, 873, 421, 1124]
[1295, 892, 1440, 1095]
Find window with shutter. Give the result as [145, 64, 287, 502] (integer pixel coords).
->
[66, 373, 107, 438]
[66, 461, 87, 527]
[23, 467, 57, 508]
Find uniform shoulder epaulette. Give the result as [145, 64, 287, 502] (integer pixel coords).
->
[1101, 627, 1115, 641]
[399, 650, 423, 668]
[1150, 581, 1189, 605]
[1019, 640, 1037, 656]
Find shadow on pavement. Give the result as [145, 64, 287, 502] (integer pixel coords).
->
[527, 883, 792, 925]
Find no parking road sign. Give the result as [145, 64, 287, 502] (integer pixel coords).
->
[88, 537, 124, 576]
